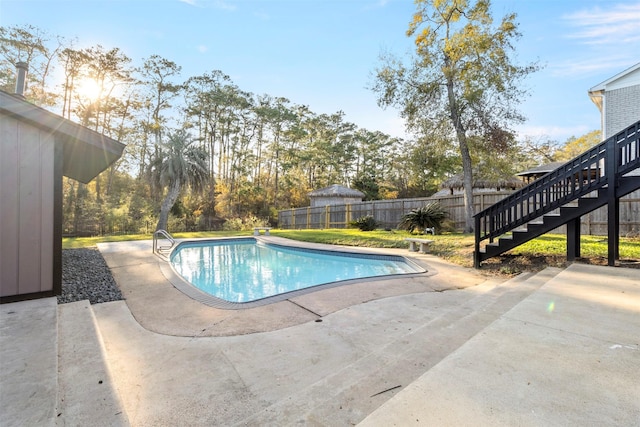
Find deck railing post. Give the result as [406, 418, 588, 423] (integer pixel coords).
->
[474, 214, 481, 268]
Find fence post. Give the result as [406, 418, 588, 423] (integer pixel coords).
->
[325, 205, 330, 228]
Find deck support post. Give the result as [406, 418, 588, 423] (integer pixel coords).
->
[474, 215, 481, 268]
[566, 217, 581, 261]
[606, 137, 619, 266]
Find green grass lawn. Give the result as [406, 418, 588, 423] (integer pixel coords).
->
[63, 228, 640, 274]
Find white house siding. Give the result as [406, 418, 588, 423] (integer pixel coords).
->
[604, 85, 640, 139]
[0, 115, 54, 297]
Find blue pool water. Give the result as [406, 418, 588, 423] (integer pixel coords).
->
[169, 238, 423, 303]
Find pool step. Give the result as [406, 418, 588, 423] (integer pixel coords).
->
[56, 300, 129, 426]
[238, 268, 562, 425]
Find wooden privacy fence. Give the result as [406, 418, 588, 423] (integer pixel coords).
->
[278, 192, 511, 231]
[277, 189, 640, 236]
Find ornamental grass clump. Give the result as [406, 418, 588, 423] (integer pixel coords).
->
[399, 202, 447, 234]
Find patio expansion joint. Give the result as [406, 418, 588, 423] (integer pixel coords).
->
[286, 299, 322, 318]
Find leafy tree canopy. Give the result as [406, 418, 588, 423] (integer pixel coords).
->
[372, 0, 540, 231]
[553, 130, 601, 161]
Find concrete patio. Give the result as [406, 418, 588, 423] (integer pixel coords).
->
[1, 238, 639, 426]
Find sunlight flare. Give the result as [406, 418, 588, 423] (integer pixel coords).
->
[76, 77, 101, 101]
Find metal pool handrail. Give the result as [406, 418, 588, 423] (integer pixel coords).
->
[153, 229, 175, 255]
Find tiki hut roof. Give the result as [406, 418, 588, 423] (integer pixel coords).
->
[308, 184, 365, 198]
[440, 174, 525, 190]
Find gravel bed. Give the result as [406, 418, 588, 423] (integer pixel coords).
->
[59, 248, 123, 305]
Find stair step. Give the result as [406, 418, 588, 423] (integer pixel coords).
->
[239, 269, 562, 425]
[57, 301, 129, 426]
[527, 221, 545, 228]
[497, 230, 531, 245]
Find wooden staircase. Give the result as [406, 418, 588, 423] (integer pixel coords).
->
[474, 120, 640, 268]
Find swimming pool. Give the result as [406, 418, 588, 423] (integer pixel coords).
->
[168, 238, 424, 305]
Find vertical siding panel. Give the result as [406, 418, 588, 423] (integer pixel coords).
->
[40, 132, 55, 292]
[52, 143, 64, 295]
[18, 122, 42, 294]
[0, 116, 20, 297]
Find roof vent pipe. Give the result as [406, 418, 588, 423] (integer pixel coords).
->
[15, 62, 28, 98]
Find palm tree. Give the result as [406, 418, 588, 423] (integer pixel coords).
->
[155, 129, 209, 231]
[398, 202, 447, 234]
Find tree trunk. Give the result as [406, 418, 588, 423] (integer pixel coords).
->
[459, 137, 475, 233]
[446, 70, 475, 233]
[156, 179, 181, 231]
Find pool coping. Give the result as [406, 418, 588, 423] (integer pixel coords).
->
[161, 236, 428, 309]
[97, 236, 489, 337]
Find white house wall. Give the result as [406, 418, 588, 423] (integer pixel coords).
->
[0, 114, 55, 297]
[604, 85, 640, 139]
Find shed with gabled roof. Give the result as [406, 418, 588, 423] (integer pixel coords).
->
[1, 89, 125, 302]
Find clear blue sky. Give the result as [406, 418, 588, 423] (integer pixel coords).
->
[2, 0, 639, 143]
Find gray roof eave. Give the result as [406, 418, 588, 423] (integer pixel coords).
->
[589, 62, 640, 93]
[0, 91, 125, 183]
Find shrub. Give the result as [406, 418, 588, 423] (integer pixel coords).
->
[398, 202, 447, 234]
[167, 215, 187, 232]
[350, 215, 379, 231]
[222, 215, 270, 231]
[439, 218, 457, 233]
